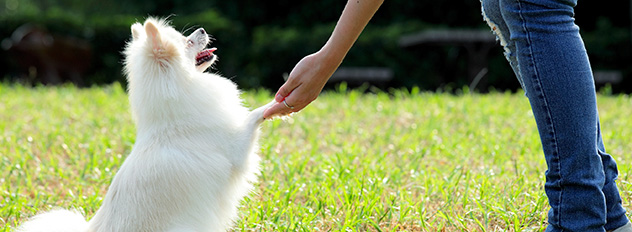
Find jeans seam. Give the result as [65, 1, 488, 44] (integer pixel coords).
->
[516, 0, 563, 228]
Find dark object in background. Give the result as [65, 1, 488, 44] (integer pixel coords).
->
[328, 67, 394, 89]
[2, 24, 92, 86]
[399, 29, 498, 91]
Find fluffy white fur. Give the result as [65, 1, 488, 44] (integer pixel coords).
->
[18, 18, 273, 232]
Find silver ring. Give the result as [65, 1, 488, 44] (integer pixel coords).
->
[283, 100, 294, 109]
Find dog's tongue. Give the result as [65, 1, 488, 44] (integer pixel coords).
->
[195, 47, 217, 66]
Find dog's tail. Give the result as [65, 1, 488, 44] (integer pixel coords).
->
[17, 209, 88, 232]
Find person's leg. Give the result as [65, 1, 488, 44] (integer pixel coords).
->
[598, 122, 629, 231]
[480, 0, 524, 88]
[481, 0, 628, 231]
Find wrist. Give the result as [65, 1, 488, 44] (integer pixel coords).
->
[316, 45, 344, 70]
[312, 48, 343, 82]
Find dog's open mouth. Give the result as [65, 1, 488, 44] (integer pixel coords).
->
[195, 48, 217, 66]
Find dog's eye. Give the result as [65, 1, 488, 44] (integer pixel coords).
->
[187, 40, 194, 46]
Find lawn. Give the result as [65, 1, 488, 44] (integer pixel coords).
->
[1, 83, 631, 231]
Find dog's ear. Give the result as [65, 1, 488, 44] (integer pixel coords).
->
[143, 19, 178, 63]
[144, 21, 162, 51]
[131, 23, 143, 40]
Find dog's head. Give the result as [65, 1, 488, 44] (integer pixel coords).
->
[125, 18, 217, 75]
[124, 18, 221, 125]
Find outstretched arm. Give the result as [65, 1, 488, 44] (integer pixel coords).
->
[263, 0, 384, 119]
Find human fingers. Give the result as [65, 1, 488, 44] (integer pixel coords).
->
[274, 79, 299, 102]
[264, 89, 316, 119]
[263, 100, 294, 119]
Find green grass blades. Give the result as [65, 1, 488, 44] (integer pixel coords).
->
[2, 83, 631, 231]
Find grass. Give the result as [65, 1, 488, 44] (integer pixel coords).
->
[1, 83, 631, 231]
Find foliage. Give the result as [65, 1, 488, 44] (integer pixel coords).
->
[2, 84, 632, 231]
[0, 0, 630, 92]
[582, 17, 632, 93]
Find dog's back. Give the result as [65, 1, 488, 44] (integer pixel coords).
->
[17, 210, 88, 232]
[86, 70, 268, 231]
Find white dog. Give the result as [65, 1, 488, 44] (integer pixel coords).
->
[18, 18, 273, 232]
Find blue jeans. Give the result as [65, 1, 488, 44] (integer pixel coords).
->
[480, 0, 628, 231]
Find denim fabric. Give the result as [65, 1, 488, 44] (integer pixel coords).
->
[480, 0, 629, 231]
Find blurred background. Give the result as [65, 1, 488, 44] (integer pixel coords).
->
[1, 0, 630, 93]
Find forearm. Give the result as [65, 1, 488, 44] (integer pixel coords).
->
[320, 0, 384, 67]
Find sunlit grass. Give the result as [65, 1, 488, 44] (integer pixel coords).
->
[1, 83, 631, 231]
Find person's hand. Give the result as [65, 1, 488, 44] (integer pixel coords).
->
[261, 0, 383, 119]
[262, 50, 338, 119]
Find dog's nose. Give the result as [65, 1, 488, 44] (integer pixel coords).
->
[199, 28, 206, 35]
